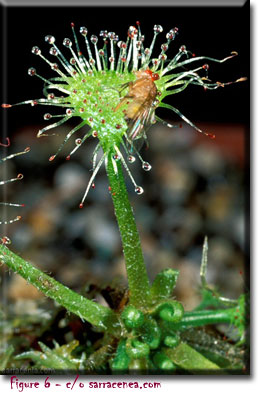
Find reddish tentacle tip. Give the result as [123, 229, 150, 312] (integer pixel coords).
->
[21, 204, 25, 207]
[71, 22, 75, 27]
[79, 203, 84, 209]
[91, 183, 95, 189]
[17, 174, 23, 179]
[17, 216, 22, 220]
[66, 155, 71, 161]
[1, 104, 12, 108]
[179, 123, 183, 128]
[25, 147, 31, 152]
[0, 137, 11, 147]
[136, 21, 140, 26]
[49, 155, 55, 161]
[236, 77, 247, 82]
[207, 133, 216, 139]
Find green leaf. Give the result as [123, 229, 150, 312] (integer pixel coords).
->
[150, 269, 179, 303]
[165, 342, 221, 373]
[15, 340, 81, 371]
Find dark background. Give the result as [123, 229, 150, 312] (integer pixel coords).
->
[1, 3, 249, 311]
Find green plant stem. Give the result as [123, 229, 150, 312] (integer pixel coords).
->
[170, 308, 237, 330]
[0, 245, 120, 333]
[106, 153, 150, 308]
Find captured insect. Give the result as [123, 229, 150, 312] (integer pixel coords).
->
[114, 68, 160, 150]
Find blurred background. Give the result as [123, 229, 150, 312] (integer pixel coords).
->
[1, 4, 249, 311]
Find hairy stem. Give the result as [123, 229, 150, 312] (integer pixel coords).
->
[106, 153, 150, 308]
[0, 245, 120, 333]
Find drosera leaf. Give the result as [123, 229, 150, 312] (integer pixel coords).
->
[53, 339, 79, 358]
[165, 342, 221, 373]
[150, 268, 179, 304]
[15, 340, 81, 371]
[110, 339, 130, 372]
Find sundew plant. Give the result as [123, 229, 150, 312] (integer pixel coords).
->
[0, 22, 248, 374]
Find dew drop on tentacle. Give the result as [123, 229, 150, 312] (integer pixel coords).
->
[63, 38, 72, 48]
[90, 35, 98, 44]
[75, 138, 82, 146]
[31, 46, 41, 55]
[48, 93, 55, 100]
[66, 109, 74, 116]
[80, 26, 88, 36]
[135, 186, 144, 195]
[108, 31, 117, 41]
[166, 27, 178, 41]
[159, 54, 167, 63]
[117, 41, 126, 49]
[161, 43, 168, 52]
[99, 30, 108, 38]
[128, 155, 136, 163]
[142, 162, 152, 171]
[50, 47, 58, 56]
[154, 25, 163, 34]
[152, 58, 158, 68]
[52, 63, 59, 71]
[28, 67, 36, 76]
[44, 113, 52, 120]
[45, 35, 56, 44]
